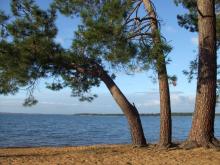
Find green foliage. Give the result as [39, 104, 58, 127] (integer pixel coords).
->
[0, 11, 9, 38]
[217, 14, 220, 48]
[0, 0, 100, 105]
[0, 0, 58, 101]
[52, 0, 86, 16]
[23, 95, 38, 106]
[0, 0, 174, 106]
[71, 0, 137, 66]
[174, 0, 198, 32]
[59, 58, 101, 102]
[174, 0, 220, 46]
[54, 0, 172, 75]
[176, 0, 220, 102]
[168, 75, 177, 86]
[182, 57, 198, 83]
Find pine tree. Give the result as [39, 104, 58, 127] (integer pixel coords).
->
[0, 0, 61, 105]
[53, 0, 175, 148]
[140, 0, 172, 148]
[0, 0, 146, 147]
[174, 0, 220, 47]
[175, 0, 219, 148]
[56, 0, 147, 147]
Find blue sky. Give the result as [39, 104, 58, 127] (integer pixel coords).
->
[0, 0, 218, 114]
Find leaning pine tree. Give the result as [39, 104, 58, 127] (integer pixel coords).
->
[53, 0, 175, 148]
[0, 0, 146, 147]
[53, 0, 147, 147]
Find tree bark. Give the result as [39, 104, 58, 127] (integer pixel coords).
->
[71, 61, 147, 147]
[143, 0, 172, 148]
[158, 71, 172, 147]
[99, 69, 147, 147]
[183, 0, 218, 148]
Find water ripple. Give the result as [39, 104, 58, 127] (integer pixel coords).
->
[0, 114, 219, 147]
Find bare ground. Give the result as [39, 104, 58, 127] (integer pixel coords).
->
[0, 144, 220, 165]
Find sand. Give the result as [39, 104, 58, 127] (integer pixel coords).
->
[0, 144, 220, 165]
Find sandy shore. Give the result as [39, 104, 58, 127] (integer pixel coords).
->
[0, 144, 220, 165]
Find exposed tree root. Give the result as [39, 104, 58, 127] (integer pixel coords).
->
[180, 138, 220, 150]
[211, 138, 220, 147]
[157, 143, 172, 150]
[180, 141, 199, 150]
[132, 143, 148, 148]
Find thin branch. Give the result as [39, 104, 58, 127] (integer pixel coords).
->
[127, 32, 152, 40]
[125, 0, 142, 24]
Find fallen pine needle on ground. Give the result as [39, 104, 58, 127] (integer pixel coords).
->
[0, 144, 220, 165]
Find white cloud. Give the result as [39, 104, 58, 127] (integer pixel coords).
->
[39, 101, 79, 106]
[1, 91, 220, 114]
[137, 100, 160, 107]
[191, 36, 198, 46]
[0, 99, 23, 106]
[126, 91, 196, 113]
[55, 37, 65, 45]
[164, 25, 177, 33]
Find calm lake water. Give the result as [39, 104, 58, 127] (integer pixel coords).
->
[0, 114, 220, 147]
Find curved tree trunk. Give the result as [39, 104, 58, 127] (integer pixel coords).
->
[99, 69, 147, 147]
[70, 61, 146, 147]
[143, 0, 172, 148]
[183, 0, 218, 148]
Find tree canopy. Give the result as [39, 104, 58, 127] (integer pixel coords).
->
[54, 0, 173, 70]
[0, 0, 101, 105]
[174, 0, 220, 47]
[175, 0, 220, 99]
[0, 0, 176, 105]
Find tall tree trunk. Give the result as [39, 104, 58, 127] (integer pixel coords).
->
[99, 69, 147, 147]
[143, 0, 172, 148]
[183, 0, 218, 148]
[158, 69, 172, 147]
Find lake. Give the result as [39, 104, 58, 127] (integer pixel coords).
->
[0, 114, 220, 147]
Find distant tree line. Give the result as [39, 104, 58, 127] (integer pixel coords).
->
[0, 0, 219, 149]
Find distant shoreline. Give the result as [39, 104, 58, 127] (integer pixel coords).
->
[75, 113, 196, 116]
[1, 112, 220, 116]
